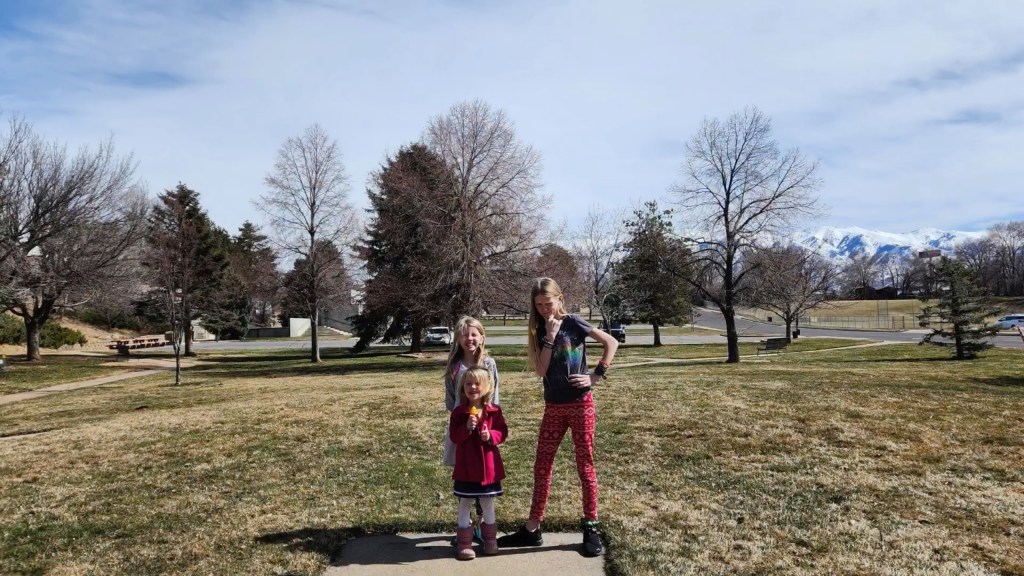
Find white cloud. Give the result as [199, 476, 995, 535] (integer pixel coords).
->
[1, 0, 1022, 237]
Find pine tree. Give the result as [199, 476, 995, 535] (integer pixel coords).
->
[612, 201, 693, 346]
[918, 256, 1000, 360]
[352, 143, 459, 352]
[144, 183, 227, 357]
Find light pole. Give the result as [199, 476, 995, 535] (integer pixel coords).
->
[599, 291, 619, 329]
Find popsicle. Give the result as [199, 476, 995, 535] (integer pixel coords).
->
[469, 405, 478, 430]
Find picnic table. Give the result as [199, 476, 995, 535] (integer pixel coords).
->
[107, 336, 171, 355]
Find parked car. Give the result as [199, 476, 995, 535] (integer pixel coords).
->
[424, 326, 453, 346]
[994, 313, 1024, 330]
[600, 320, 626, 343]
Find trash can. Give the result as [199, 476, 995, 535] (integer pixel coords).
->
[792, 329, 800, 339]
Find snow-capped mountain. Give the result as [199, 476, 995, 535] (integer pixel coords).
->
[793, 226, 987, 262]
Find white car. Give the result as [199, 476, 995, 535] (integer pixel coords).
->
[994, 314, 1024, 330]
[424, 326, 453, 346]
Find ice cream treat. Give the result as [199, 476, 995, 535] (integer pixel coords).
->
[469, 405, 478, 430]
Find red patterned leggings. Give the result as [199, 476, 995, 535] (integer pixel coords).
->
[528, 398, 598, 522]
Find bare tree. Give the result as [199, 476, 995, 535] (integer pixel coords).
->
[0, 115, 148, 360]
[670, 107, 822, 362]
[746, 245, 839, 340]
[426, 100, 547, 314]
[255, 124, 355, 362]
[840, 253, 881, 297]
[956, 237, 998, 294]
[571, 206, 626, 320]
[986, 222, 1024, 296]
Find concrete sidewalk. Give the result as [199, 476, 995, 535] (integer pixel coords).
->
[0, 369, 164, 406]
[325, 532, 604, 576]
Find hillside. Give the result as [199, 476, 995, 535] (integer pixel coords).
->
[0, 316, 138, 357]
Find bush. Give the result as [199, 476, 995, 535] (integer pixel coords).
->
[0, 314, 24, 345]
[0, 317, 87, 348]
[40, 323, 88, 349]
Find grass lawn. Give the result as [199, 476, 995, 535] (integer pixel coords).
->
[1, 343, 1022, 575]
[0, 355, 128, 395]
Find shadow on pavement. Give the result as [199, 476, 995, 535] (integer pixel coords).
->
[257, 528, 603, 575]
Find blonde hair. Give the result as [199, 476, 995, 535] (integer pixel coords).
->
[458, 365, 495, 406]
[527, 277, 568, 372]
[447, 316, 488, 369]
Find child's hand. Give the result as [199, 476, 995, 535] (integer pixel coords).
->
[545, 316, 562, 338]
[569, 373, 594, 388]
[467, 414, 478, 431]
[479, 424, 491, 443]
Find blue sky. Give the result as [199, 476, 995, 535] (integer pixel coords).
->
[1, 0, 1022, 236]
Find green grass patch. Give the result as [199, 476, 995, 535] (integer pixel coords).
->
[0, 355, 125, 395]
[1, 344, 1022, 575]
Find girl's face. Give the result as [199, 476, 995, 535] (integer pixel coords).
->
[459, 325, 483, 354]
[463, 377, 483, 404]
[534, 294, 561, 320]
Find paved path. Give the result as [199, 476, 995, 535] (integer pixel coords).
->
[326, 532, 602, 576]
[0, 368, 166, 406]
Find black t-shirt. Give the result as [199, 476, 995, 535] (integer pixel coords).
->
[537, 314, 594, 403]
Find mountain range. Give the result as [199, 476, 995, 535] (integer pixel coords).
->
[792, 226, 987, 262]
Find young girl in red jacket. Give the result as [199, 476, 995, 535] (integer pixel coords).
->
[449, 365, 508, 560]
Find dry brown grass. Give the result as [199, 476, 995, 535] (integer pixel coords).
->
[1, 344, 1021, 575]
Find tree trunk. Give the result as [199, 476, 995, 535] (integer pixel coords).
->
[652, 322, 662, 347]
[723, 307, 740, 363]
[410, 321, 423, 353]
[184, 323, 196, 356]
[174, 346, 182, 386]
[785, 318, 793, 342]
[25, 318, 42, 361]
[310, 308, 321, 362]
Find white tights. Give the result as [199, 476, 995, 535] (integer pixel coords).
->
[457, 497, 495, 528]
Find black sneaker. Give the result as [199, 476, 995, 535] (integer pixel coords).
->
[496, 524, 543, 547]
[581, 520, 603, 556]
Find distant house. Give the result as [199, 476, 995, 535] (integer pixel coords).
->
[853, 285, 898, 300]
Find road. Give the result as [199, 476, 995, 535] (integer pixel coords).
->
[191, 308, 1024, 351]
[683, 308, 1024, 350]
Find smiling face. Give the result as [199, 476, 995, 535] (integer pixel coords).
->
[458, 366, 493, 406]
[462, 374, 483, 404]
[458, 325, 483, 354]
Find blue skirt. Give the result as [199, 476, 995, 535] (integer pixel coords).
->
[453, 480, 503, 498]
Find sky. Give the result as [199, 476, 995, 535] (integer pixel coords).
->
[1, 0, 1022, 237]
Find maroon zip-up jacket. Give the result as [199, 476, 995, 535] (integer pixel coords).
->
[449, 404, 508, 484]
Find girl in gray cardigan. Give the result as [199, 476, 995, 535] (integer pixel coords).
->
[443, 316, 500, 467]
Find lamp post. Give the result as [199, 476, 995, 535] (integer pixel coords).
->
[599, 291, 620, 329]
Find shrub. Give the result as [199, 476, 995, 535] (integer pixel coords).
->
[39, 323, 88, 349]
[0, 314, 24, 345]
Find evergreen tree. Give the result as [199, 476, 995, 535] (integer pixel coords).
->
[612, 201, 692, 346]
[201, 222, 279, 339]
[918, 256, 1000, 360]
[280, 239, 349, 334]
[353, 143, 459, 352]
[144, 183, 227, 357]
